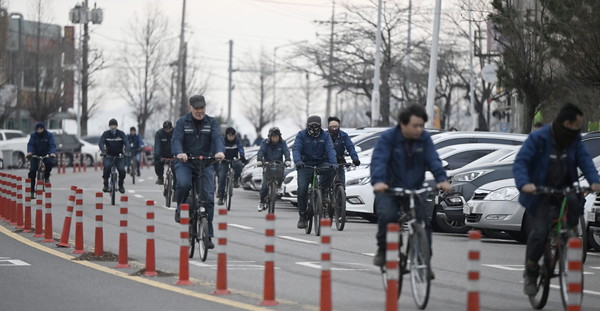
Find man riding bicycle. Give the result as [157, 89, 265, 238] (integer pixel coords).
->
[172, 95, 225, 250]
[99, 118, 130, 194]
[126, 126, 145, 177]
[513, 103, 600, 295]
[370, 105, 450, 268]
[154, 120, 174, 185]
[293, 115, 336, 229]
[26, 122, 56, 193]
[217, 127, 246, 206]
[327, 116, 360, 184]
[256, 127, 291, 212]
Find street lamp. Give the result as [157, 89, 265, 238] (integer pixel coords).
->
[272, 40, 307, 124]
[69, 0, 103, 137]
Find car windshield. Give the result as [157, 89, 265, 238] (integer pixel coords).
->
[464, 148, 518, 166]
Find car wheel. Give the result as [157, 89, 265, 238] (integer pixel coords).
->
[84, 155, 94, 167]
[435, 216, 470, 233]
[12, 152, 24, 169]
[588, 225, 600, 252]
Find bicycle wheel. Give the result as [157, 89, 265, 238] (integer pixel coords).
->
[528, 242, 552, 309]
[398, 239, 408, 300]
[409, 224, 431, 309]
[577, 216, 588, 263]
[267, 181, 277, 214]
[188, 215, 196, 258]
[198, 216, 209, 262]
[559, 236, 583, 309]
[305, 190, 313, 235]
[314, 190, 323, 236]
[225, 174, 233, 211]
[165, 173, 173, 208]
[334, 184, 347, 231]
[131, 159, 136, 184]
[110, 173, 117, 206]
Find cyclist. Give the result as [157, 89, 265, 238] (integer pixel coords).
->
[26, 122, 56, 193]
[126, 126, 145, 177]
[172, 95, 225, 249]
[216, 127, 246, 205]
[326, 116, 360, 185]
[370, 105, 450, 268]
[293, 115, 337, 229]
[256, 127, 291, 211]
[99, 118, 130, 193]
[154, 120, 174, 185]
[513, 102, 600, 295]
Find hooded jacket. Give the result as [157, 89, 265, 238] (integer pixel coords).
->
[292, 129, 336, 166]
[27, 130, 56, 155]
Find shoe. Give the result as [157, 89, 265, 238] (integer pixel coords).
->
[102, 179, 109, 193]
[523, 263, 540, 296]
[297, 218, 307, 229]
[233, 179, 240, 188]
[217, 197, 224, 206]
[118, 187, 125, 194]
[44, 177, 50, 184]
[127, 167, 130, 174]
[373, 248, 385, 267]
[428, 267, 436, 280]
[156, 177, 164, 185]
[206, 238, 215, 249]
[137, 171, 141, 177]
[257, 202, 266, 212]
[174, 211, 180, 223]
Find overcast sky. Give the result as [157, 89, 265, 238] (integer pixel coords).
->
[5, 0, 458, 139]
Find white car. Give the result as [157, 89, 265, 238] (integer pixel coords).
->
[0, 130, 29, 168]
[79, 138, 101, 167]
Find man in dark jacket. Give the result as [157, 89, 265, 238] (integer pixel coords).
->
[513, 103, 600, 296]
[26, 122, 56, 193]
[327, 116, 360, 184]
[126, 126, 145, 177]
[293, 115, 336, 229]
[216, 127, 246, 205]
[172, 95, 225, 249]
[256, 126, 291, 211]
[370, 105, 450, 267]
[154, 120, 174, 185]
[99, 118, 130, 193]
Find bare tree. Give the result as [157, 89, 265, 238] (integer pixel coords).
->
[238, 50, 276, 137]
[115, 4, 170, 138]
[0, 8, 18, 127]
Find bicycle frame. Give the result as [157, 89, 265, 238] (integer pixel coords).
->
[103, 154, 123, 206]
[29, 154, 51, 197]
[185, 156, 215, 261]
[162, 158, 175, 208]
[262, 161, 284, 214]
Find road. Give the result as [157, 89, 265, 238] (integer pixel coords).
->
[1, 166, 600, 311]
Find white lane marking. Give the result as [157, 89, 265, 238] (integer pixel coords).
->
[549, 284, 600, 296]
[134, 194, 144, 198]
[279, 236, 318, 244]
[588, 252, 600, 257]
[589, 266, 600, 270]
[127, 190, 135, 193]
[296, 262, 376, 271]
[362, 253, 375, 257]
[190, 260, 276, 270]
[483, 264, 524, 271]
[0, 259, 30, 266]
[229, 224, 254, 230]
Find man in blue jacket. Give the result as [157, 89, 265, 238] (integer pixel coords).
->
[513, 103, 600, 296]
[26, 122, 56, 193]
[370, 105, 450, 267]
[172, 95, 225, 249]
[256, 126, 291, 211]
[293, 115, 337, 229]
[126, 126, 145, 177]
[99, 118, 130, 193]
[327, 116, 360, 184]
[216, 127, 246, 205]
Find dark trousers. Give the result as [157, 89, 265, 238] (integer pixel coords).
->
[525, 194, 581, 263]
[260, 168, 283, 201]
[175, 161, 215, 237]
[375, 192, 432, 252]
[217, 161, 242, 197]
[28, 157, 55, 190]
[102, 157, 126, 181]
[296, 163, 335, 217]
[126, 152, 141, 173]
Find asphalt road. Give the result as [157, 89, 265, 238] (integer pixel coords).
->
[2, 166, 600, 311]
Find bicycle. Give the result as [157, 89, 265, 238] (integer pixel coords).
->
[221, 158, 239, 211]
[324, 163, 352, 231]
[103, 154, 124, 206]
[185, 155, 216, 262]
[380, 187, 437, 310]
[28, 154, 51, 197]
[303, 165, 332, 236]
[162, 158, 176, 208]
[260, 161, 285, 214]
[527, 185, 591, 310]
[129, 153, 138, 184]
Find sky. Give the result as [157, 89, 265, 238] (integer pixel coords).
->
[4, 0, 463, 140]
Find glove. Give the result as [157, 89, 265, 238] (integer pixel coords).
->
[240, 156, 246, 164]
[295, 161, 304, 169]
[284, 161, 291, 167]
[352, 159, 361, 166]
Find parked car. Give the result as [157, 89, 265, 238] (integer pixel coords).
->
[0, 129, 28, 168]
[432, 131, 527, 150]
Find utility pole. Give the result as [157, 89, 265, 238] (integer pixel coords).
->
[9, 12, 23, 130]
[325, 0, 335, 125]
[176, 0, 187, 116]
[370, 0, 383, 126]
[425, 0, 442, 128]
[468, 0, 476, 129]
[227, 40, 233, 126]
[403, 0, 412, 105]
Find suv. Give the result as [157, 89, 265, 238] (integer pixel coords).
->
[52, 132, 83, 167]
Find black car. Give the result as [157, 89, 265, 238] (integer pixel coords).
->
[53, 133, 84, 167]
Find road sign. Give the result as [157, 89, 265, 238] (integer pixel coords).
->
[499, 122, 509, 132]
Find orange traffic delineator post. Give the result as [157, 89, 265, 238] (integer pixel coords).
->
[385, 223, 400, 311]
[9, 176, 17, 226]
[72, 188, 85, 254]
[214, 206, 230, 295]
[42, 183, 54, 243]
[33, 182, 44, 238]
[467, 230, 481, 311]
[567, 237, 583, 311]
[175, 204, 192, 285]
[320, 218, 333, 311]
[57, 186, 77, 247]
[94, 192, 104, 256]
[23, 179, 32, 233]
[144, 200, 157, 276]
[260, 212, 278, 306]
[15, 177, 24, 229]
[115, 196, 130, 268]
[0, 173, 5, 222]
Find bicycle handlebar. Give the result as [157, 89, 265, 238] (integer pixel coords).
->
[386, 187, 438, 197]
[534, 185, 591, 195]
[101, 154, 125, 159]
[28, 154, 53, 159]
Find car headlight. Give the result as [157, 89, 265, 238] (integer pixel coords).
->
[452, 171, 486, 182]
[346, 176, 371, 186]
[483, 187, 519, 201]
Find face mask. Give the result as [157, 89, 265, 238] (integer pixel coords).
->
[307, 124, 322, 138]
[328, 126, 339, 136]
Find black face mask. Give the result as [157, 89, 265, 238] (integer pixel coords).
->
[328, 126, 339, 136]
[307, 124, 322, 138]
[552, 121, 580, 149]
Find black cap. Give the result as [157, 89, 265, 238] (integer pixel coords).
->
[163, 120, 173, 129]
[130, 127, 136, 132]
[307, 115, 321, 126]
[189, 95, 206, 108]
[225, 127, 236, 135]
[109, 118, 118, 126]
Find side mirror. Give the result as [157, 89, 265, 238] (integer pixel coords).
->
[355, 146, 362, 153]
[442, 160, 449, 169]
